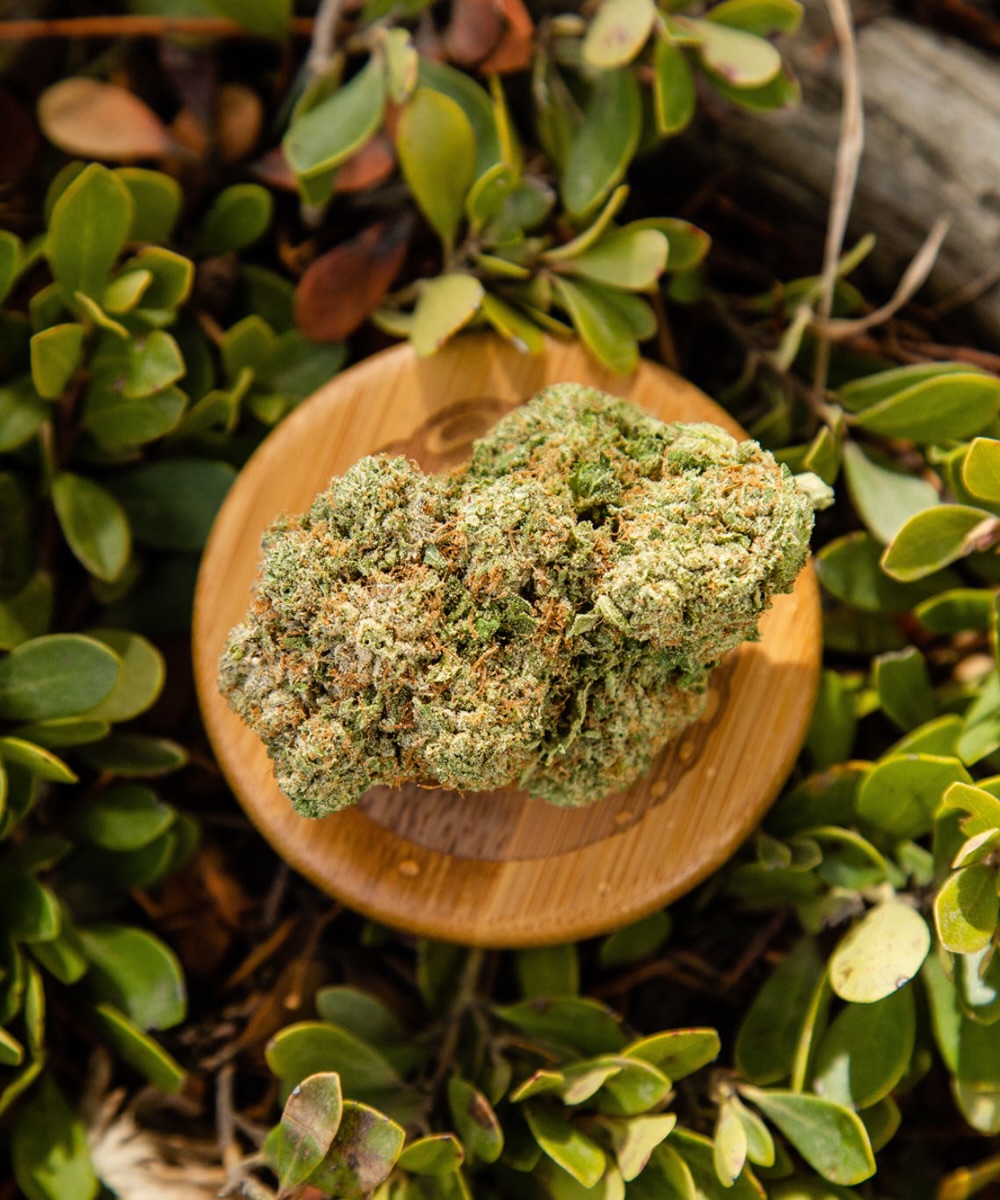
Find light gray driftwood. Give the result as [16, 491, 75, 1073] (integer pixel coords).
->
[713, 2, 1000, 342]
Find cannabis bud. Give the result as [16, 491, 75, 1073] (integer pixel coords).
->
[220, 385, 815, 815]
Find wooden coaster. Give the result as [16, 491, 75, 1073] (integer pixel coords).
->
[193, 333, 821, 947]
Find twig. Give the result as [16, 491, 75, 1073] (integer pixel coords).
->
[811, 0, 865, 400]
[812, 216, 952, 339]
[307, 0, 347, 78]
[427, 948, 487, 1098]
[0, 16, 315, 39]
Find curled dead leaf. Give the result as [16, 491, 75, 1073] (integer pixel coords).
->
[478, 0, 535, 74]
[335, 134, 396, 193]
[38, 78, 175, 162]
[444, 0, 505, 66]
[295, 217, 412, 342]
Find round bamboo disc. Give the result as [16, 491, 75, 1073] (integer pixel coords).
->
[193, 333, 821, 947]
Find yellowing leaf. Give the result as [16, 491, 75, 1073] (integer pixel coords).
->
[583, 0, 657, 68]
[934, 864, 999, 954]
[686, 18, 782, 86]
[410, 274, 483, 357]
[829, 902, 930, 1003]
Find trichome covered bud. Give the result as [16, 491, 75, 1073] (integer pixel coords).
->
[220, 385, 815, 815]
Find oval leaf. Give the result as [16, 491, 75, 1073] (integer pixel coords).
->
[563, 227, 669, 291]
[447, 1076, 504, 1163]
[47, 163, 132, 303]
[561, 69, 641, 217]
[851, 372, 1000, 443]
[411, 274, 484, 357]
[276, 1072, 344, 1189]
[524, 1101, 605, 1186]
[0, 634, 120, 721]
[740, 1088, 875, 1185]
[79, 923, 187, 1031]
[812, 987, 916, 1109]
[842, 441, 940, 546]
[38, 78, 173, 162]
[934, 864, 999, 954]
[51, 473, 131, 584]
[583, 0, 657, 68]
[89, 1002, 186, 1092]
[829, 902, 931, 1003]
[882, 505, 998, 582]
[284, 55, 387, 181]
[305, 1100, 404, 1199]
[397, 88, 476, 248]
[689, 18, 782, 85]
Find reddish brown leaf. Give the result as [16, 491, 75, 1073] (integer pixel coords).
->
[170, 106, 209, 160]
[250, 146, 300, 192]
[444, 0, 504, 66]
[334, 134, 396, 193]
[478, 0, 535, 74]
[295, 218, 411, 342]
[217, 83, 264, 164]
[38, 78, 175, 161]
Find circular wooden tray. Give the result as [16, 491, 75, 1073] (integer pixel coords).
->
[193, 333, 821, 947]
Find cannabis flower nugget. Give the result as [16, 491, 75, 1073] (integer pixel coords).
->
[220, 385, 815, 815]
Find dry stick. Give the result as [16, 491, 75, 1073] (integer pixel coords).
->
[0, 16, 315, 39]
[810, 0, 865, 402]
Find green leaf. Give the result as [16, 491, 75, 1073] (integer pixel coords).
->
[957, 944, 1000, 1024]
[552, 276, 638, 374]
[874, 648, 935, 730]
[667, 1128, 763, 1200]
[0, 868, 60, 941]
[72, 784, 175, 851]
[829, 901, 931, 1003]
[397, 1133, 465, 1176]
[201, 0, 290, 38]
[804, 669, 856, 768]
[954, 1014, 1000, 1133]
[0, 736, 75, 784]
[29, 324, 85, 399]
[83, 384, 187, 449]
[52, 472, 131, 583]
[305, 1100, 405, 1199]
[284, 56, 386, 182]
[29, 906, 88, 985]
[739, 1088, 875, 1185]
[126, 247, 194, 315]
[815, 531, 955, 612]
[631, 218, 710, 272]
[687, 18, 782, 84]
[86, 629, 165, 722]
[0, 230, 23, 305]
[0, 1025, 23, 1066]
[963, 437, 1000, 504]
[16, 717, 109, 748]
[80, 923, 186, 1030]
[583, 0, 656, 68]
[856, 754, 970, 842]
[735, 939, 824, 1084]
[624, 1028, 720, 1080]
[599, 910, 671, 968]
[102, 269, 152, 315]
[447, 1076, 504, 1163]
[495, 997, 627, 1057]
[706, 0, 803, 35]
[837, 362, 972, 409]
[562, 227, 669, 291]
[0, 633, 120, 721]
[276, 1072, 344, 1189]
[882, 505, 998, 582]
[524, 1102, 605, 1186]
[915, 588, 994, 634]
[0, 376, 51, 454]
[11, 1075, 99, 1200]
[480, 293, 544, 355]
[562, 69, 641, 218]
[314, 987, 409, 1049]
[714, 1096, 748, 1187]
[592, 1057, 671, 1116]
[466, 164, 519, 233]
[653, 36, 696, 135]
[122, 331, 185, 398]
[731, 1098, 775, 1168]
[198, 184, 273, 253]
[934, 864, 999, 954]
[90, 1002, 185, 1091]
[842, 441, 940, 545]
[851, 372, 1000, 442]
[517, 943, 579, 998]
[108, 459, 235, 551]
[418, 60, 501, 179]
[398, 88, 476, 249]
[266, 1021, 402, 1096]
[77, 732, 188, 777]
[607, 1113, 676, 1181]
[47, 163, 131, 303]
[812, 986, 915, 1108]
[411, 274, 484, 357]
[117, 168, 183, 244]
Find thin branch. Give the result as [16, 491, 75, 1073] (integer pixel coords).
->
[811, 0, 865, 399]
[307, 0, 347, 78]
[812, 216, 952, 339]
[0, 16, 315, 40]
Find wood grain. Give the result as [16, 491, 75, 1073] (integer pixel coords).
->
[193, 333, 821, 947]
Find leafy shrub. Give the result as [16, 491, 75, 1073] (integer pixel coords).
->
[1, 2, 999, 1198]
